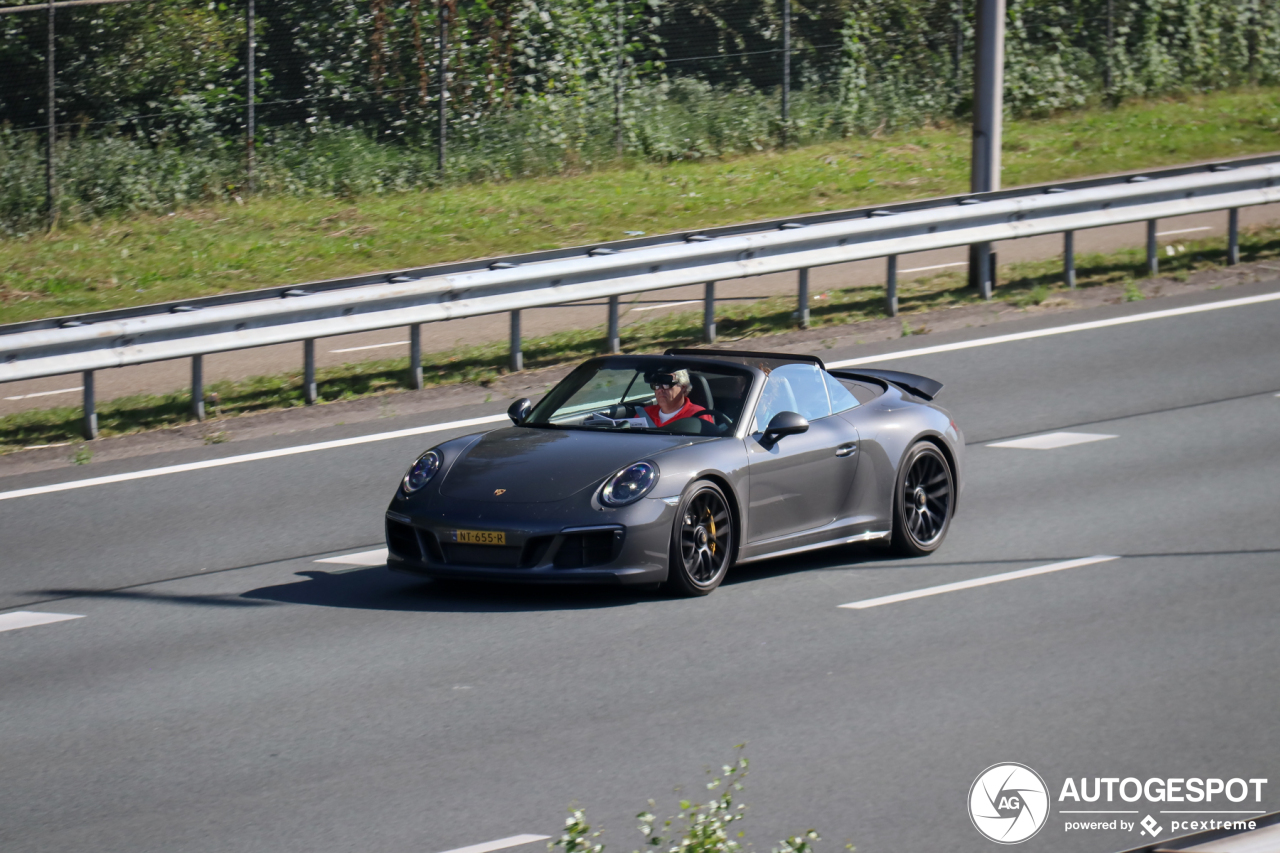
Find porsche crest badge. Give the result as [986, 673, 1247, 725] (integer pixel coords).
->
[494, 489, 507, 496]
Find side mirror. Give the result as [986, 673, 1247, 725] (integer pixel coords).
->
[761, 411, 808, 448]
[508, 398, 533, 425]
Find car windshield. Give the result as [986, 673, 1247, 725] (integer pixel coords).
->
[525, 360, 753, 436]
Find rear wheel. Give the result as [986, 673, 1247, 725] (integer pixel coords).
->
[665, 481, 734, 596]
[890, 442, 954, 557]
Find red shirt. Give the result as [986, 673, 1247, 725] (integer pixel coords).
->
[643, 399, 714, 427]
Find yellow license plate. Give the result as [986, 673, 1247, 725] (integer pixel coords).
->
[452, 529, 507, 546]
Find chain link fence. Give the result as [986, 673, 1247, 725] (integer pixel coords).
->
[2, 0, 1279, 234]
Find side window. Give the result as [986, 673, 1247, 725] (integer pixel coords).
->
[823, 370, 861, 414]
[752, 364, 831, 431]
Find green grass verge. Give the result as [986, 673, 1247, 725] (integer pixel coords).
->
[5, 223, 1278, 456]
[2, 88, 1279, 325]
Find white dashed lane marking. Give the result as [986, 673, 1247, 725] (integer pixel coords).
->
[0, 612, 84, 633]
[330, 341, 409, 354]
[436, 835, 550, 853]
[316, 548, 389, 568]
[839, 556, 1120, 610]
[987, 432, 1117, 450]
[4, 386, 83, 401]
[630, 299, 700, 312]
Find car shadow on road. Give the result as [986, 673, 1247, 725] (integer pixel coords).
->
[242, 567, 657, 612]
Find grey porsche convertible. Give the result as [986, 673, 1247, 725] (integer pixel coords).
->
[384, 349, 963, 596]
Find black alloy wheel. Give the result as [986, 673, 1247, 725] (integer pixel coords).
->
[666, 481, 735, 596]
[890, 442, 954, 557]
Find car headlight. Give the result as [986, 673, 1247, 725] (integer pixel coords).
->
[600, 461, 658, 507]
[402, 449, 443, 494]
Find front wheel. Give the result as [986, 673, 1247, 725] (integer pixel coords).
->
[890, 442, 955, 557]
[665, 481, 735, 596]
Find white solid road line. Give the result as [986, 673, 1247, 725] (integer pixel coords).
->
[827, 290, 1280, 368]
[4, 386, 83, 401]
[839, 556, 1119, 609]
[0, 611, 84, 633]
[316, 548, 389, 567]
[0, 413, 508, 503]
[900, 261, 968, 274]
[436, 835, 550, 853]
[987, 432, 1117, 450]
[631, 299, 700, 312]
[1156, 226, 1212, 236]
[330, 341, 409, 354]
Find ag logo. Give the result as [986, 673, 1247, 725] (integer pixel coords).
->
[968, 763, 1050, 844]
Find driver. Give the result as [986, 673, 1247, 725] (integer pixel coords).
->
[642, 369, 715, 428]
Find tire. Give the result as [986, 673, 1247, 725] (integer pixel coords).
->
[665, 480, 735, 596]
[890, 442, 955, 557]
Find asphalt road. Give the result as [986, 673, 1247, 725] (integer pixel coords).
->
[4, 202, 1279, 417]
[2, 280, 1278, 853]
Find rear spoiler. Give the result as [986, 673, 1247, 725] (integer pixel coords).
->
[830, 368, 943, 401]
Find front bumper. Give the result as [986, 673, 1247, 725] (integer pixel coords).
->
[384, 493, 675, 585]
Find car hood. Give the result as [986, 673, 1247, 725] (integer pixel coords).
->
[438, 427, 698, 503]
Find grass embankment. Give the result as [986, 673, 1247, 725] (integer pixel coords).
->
[2, 88, 1279, 326]
[5, 223, 1279, 454]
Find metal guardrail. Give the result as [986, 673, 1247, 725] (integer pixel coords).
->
[3, 154, 1278, 438]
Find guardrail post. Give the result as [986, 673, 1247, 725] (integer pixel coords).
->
[885, 256, 898, 317]
[303, 339, 317, 404]
[1146, 220, 1159, 276]
[1227, 209, 1240, 265]
[1064, 230, 1076, 288]
[971, 244, 994, 300]
[82, 370, 97, 440]
[703, 282, 716, 343]
[409, 324, 423, 390]
[797, 269, 810, 328]
[192, 354, 205, 421]
[606, 295, 620, 353]
[509, 310, 523, 371]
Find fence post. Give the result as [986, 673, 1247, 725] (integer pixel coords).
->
[192, 355, 205, 421]
[437, 1, 447, 176]
[303, 339, 317, 404]
[45, 0, 56, 231]
[703, 282, 716, 343]
[797, 268, 810, 328]
[1064, 230, 1076, 288]
[509, 310, 523, 371]
[780, 0, 790, 146]
[606, 295, 620, 353]
[409, 324, 423, 389]
[82, 370, 97, 440]
[886, 255, 898, 317]
[1227, 209, 1239, 265]
[245, 0, 255, 193]
[1146, 219, 1158, 276]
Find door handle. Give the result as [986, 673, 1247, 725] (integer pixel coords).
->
[835, 443, 857, 457]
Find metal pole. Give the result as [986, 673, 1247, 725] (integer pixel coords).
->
[192, 355, 205, 421]
[45, 0, 55, 231]
[614, 0, 624, 157]
[1064, 230, 1075, 288]
[1146, 219, 1158, 276]
[409, 324, 423, 389]
[885, 255, 898, 317]
[967, 0, 1004, 299]
[1104, 0, 1114, 93]
[797, 268, 810, 328]
[304, 339, 317, 404]
[437, 1, 447, 176]
[780, 0, 790, 146]
[606, 295, 620, 353]
[703, 282, 716, 343]
[1227, 208, 1239, 265]
[246, 0, 255, 194]
[82, 370, 97, 440]
[509, 310, 523, 371]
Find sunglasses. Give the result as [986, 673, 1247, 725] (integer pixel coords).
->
[649, 382, 676, 391]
